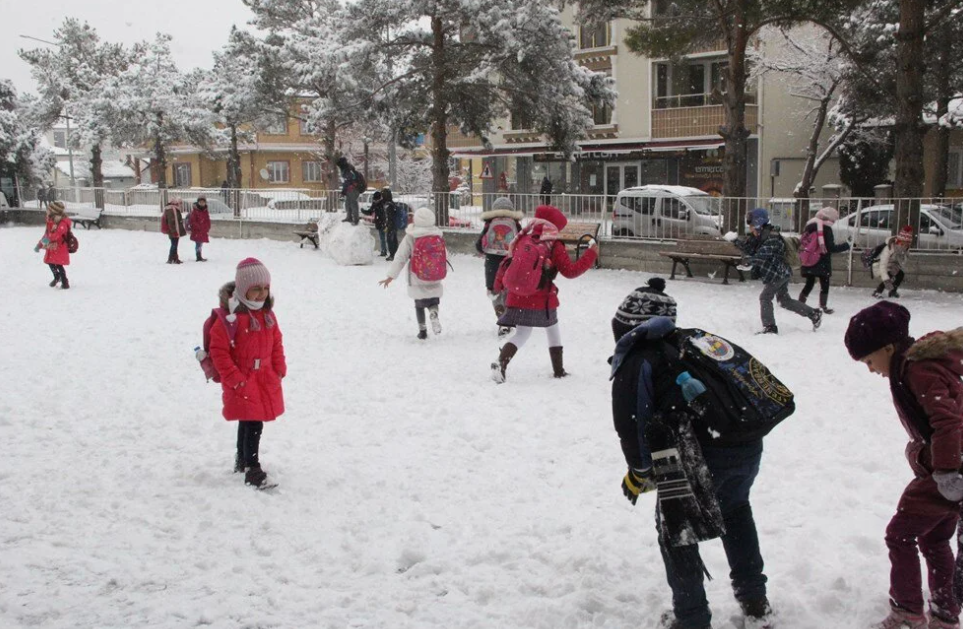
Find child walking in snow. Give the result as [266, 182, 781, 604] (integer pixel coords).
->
[208, 258, 287, 488]
[731, 208, 821, 334]
[35, 201, 73, 289]
[874, 226, 913, 299]
[188, 196, 211, 262]
[475, 196, 524, 338]
[162, 197, 187, 264]
[490, 205, 597, 382]
[379, 207, 448, 340]
[798, 206, 850, 314]
[845, 302, 963, 629]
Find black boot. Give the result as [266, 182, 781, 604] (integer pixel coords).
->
[740, 597, 773, 623]
[491, 343, 518, 384]
[758, 325, 779, 335]
[49, 274, 60, 288]
[549, 346, 567, 378]
[196, 252, 207, 262]
[60, 274, 70, 290]
[819, 292, 833, 314]
[244, 464, 268, 487]
[234, 452, 245, 473]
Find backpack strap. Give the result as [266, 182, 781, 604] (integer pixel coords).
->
[212, 307, 239, 346]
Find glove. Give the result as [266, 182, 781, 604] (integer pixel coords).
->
[933, 471, 963, 502]
[621, 468, 656, 505]
[723, 231, 739, 242]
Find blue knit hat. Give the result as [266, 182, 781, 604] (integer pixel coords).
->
[747, 208, 770, 229]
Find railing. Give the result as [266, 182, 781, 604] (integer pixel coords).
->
[18, 186, 963, 253]
[651, 104, 758, 139]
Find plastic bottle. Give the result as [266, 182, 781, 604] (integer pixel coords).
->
[676, 371, 708, 416]
[194, 346, 207, 362]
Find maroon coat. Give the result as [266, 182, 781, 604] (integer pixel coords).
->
[890, 328, 963, 516]
[493, 239, 597, 311]
[41, 216, 72, 266]
[189, 205, 211, 243]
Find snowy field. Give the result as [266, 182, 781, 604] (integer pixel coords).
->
[2, 224, 962, 629]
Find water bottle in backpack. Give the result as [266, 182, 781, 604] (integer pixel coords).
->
[676, 371, 708, 417]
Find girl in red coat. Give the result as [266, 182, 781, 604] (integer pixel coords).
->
[490, 205, 598, 382]
[35, 201, 72, 289]
[188, 196, 211, 262]
[209, 258, 287, 488]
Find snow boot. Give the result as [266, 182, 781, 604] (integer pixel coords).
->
[244, 464, 268, 488]
[49, 277, 60, 287]
[809, 309, 822, 331]
[757, 325, 779, 335]
[818, 293, 833, 314]
[60, 276, 70, 290]
[491, 343, 518, 384]
[196, 253, 207, 262]
[740, 597, 774, 629]
[549, 346, 567, 378]
[889, 289, 901, 298]
[234, 452, 245, 474]
[385, 255, 394, 262]
[655, 611, 710, 629]
[173, 256, 183, 265]
[497, 326, 513, 339]
[417, 329, 428, 340]
[873, 606, 927, 629]
[429, 307, 442, 335]
[928, 616, 960, 629]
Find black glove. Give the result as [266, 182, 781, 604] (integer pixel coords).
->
[621, 468, 655, 506]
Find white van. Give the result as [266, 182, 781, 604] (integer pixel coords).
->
[612, 185, 722, 238]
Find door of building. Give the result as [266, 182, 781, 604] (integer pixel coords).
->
[605, 163, 640, 197]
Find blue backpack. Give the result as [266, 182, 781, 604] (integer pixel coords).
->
[394, 202, 410, 230]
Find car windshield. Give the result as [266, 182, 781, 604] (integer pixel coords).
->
[682, 195, 719, 216]
[932, 206, 963, 229]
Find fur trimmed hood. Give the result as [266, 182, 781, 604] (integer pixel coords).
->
[907, 327, 963, 363]
[218, 281, 274, 312]
[480, 208, 524, 222]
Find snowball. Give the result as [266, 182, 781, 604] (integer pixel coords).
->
[327, 223, 375, 266]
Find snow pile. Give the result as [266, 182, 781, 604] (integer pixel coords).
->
[326, 222, 375, 265]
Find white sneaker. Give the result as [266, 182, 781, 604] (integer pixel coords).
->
[429, 309, 442, 335]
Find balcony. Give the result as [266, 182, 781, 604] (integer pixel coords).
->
[652, 103, 758, 139]
[444, 130, 485, 150]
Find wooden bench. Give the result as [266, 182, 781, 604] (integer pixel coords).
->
[558, 221, 601, 266]
[69, 209, 104, 230]
[659, 238, 745, 284]
[293, 220, 320, 249]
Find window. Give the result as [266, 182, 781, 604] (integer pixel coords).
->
[919, 212, 933, 233]
[174, 163, 192, 188]
[511, 109, 534, 131]
[299, 118, 312, 136]
[621, 196, 655, 215]
[654, 58, 750, 109]
[266, 161, 290, 183]
[948, 149, 962, 189]
[579, 23, 610, 49]
[261, 114, 288, 135]
[662, 197, 687, 219]
[302, 161, 322, 183]
[591, 99, 613, 125]
[53, 130, 67, 149]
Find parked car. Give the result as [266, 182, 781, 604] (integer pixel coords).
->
[0, 190, 9, 209]
[182, 197, 232, 214]
[831, 203, 963, 251]
[612, 185, 723, 238]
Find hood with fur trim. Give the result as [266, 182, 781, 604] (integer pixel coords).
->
[218, 281, 274, 312]
[907, 327, 963, 368]
[480, 208, 524, 222]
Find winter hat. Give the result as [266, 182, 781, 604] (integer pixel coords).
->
[844, 301, 911, 360]
[815, 207, 839, 224]
[896, 225, 914, 246]
[535, 205, 567, 231]
[167, 196, 183, 208]
[747, 208, 770, 229]
[372, 190, 383, 202]
[413, 207, 436, 228]
[336, 156, 349, 170]
[48, 201, 66, 215]
[235, 258, 272, 300]
[491, 197, 515, 212]
[612, 277, 678, 342]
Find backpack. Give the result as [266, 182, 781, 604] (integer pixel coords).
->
[65, 228, 79, 254]
[500, 227, 555, 296]
[199, 308, 239, 383]
[353, 170, 367, 193]
[394, 202, 410, 231]
[782, 235, 801, 270]
[481, 217, 519, 255]
[798, 228, 823, 267]
[410, 235, 448, 282]
[160, 212, 169, 235]
[861, 243, 886, 269]
[663, 328, 796, 443]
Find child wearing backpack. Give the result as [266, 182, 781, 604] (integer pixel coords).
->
[845, 302, 963, 629]
[490, 205, 597, 382]
[475, 196, 524, 338]
[873, 226, 913, 299]
[730, 208, 821, 334]
[379, 207, 447, 340]
[206, 258, 287, 489]
[797, 206, 850, 314]
[35, 201, 73, 289]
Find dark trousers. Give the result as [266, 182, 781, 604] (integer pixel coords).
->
[236, 421, 263, 468]
[345, 191, 360, 224]
[799, 275, 831, 308]
[657, 441, 767, 629]
[377, 230, 387, 255]
[415, 297, 441, 330]
[168, 237, 179, 261]
[877, 270, 905, 296]
[48, 263, 66, 282]
[759, 278, 814, 328]
[886, 510, 959, 618]
[386, 229, 399, 257]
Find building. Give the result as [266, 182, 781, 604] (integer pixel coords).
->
[41, 123, 137, 189]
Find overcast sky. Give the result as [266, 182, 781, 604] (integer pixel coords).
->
[1, 0, 255, 93]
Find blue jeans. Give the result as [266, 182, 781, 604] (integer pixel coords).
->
[377, 229, 387, 254]
[657, 440, 767, 628]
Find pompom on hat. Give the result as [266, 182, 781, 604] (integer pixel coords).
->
[235, 257, 272, 299]
[612, 277, 678, 341]
[844, 301, 911, 360]
[896, 225, 914, 246]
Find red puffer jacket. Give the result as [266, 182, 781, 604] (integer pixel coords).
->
[494, 240, 597, 311]
[42, 217, 72, 266]
[209, 307, 287, 422]
[189, 206, 211, 243]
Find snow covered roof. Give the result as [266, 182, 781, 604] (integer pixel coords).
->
[620, 185, 710, 197]
[864, 96, 963, 128]
[55, 159, 136, 180]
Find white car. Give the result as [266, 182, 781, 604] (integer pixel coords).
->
[612, 185, 723, 239]
[831, 204, 963, 251]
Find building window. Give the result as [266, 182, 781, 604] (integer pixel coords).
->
[511, 109, 534, 131]
[302, 161, 322, 183]
[654, 58, 747, 109]
[591, 99, 613, 126]
[53, 130, 67, 149]
[299, 118, 312, 136]
[174, 163, 192, 188]
[579, 23, 610, 49]
[948, 149, 962, 189]
[261, 114, 288, 135]
[266, 161, 290, 183]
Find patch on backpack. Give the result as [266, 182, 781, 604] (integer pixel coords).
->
[691, 334, 735, 362]
[749, 358, 794, 405]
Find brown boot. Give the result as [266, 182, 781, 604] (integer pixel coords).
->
[549, 346, 567, 378]
[490, 343, 518, 384]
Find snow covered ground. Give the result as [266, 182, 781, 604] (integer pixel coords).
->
[2, 225, 962, 629]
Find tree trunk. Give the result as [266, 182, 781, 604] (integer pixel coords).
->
[720, 4, 751, 234]
[933, 99, 950, 199]
[793, 95, 833, 232]
[324, 119, 338, 195]
[154, 124, 167, 189]
[892, 0, 927, 241]
[429, 15, 451, 226]
[228, 124, 241, 189]
[90, 143, 105, 210]
[931, 23, 952, 199]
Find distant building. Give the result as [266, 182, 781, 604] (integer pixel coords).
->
[41, 123, 137, 189]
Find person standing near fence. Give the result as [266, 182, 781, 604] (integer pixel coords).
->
[798, 206, 850, 315]
[189, 196, 211, 262]
[35, 201, 72, 289]
[37, 185, 47, 208]
[540, 175, 553, 204]
[162, 197, 187, 264]
[874, 226, 913, 299]
[337, 156, 365, 226]
[47, 184, 56, 203]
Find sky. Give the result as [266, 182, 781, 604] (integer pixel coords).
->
[0, 0, 255, 93]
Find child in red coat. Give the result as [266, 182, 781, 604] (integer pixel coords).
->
[846, 302, 963, 629]
[35, 201, 72, 289]
[209, 258, 287, 488]
[188, 197, 211, 262]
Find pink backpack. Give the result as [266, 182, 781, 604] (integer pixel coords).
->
[481, 217, 519, 255]
[501, 226, 555, 296]
[798, 226, 825, 267]
[199, 308, 239, 382]
[410, 235, 448, 282]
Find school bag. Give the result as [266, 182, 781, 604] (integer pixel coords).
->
[160, 212, 169, 235]
[394, 202, 410, 231]
[798, 228, 824, 267]
[500, 224, 557, 296]
[65, 227, 79, 254]
[861, 243, 887, 269]
[782, 235, 801, 270]
[410, 235, 448, 282]
[198, 308, 239, 383]
[353, 170, 367, 193]
[481, 217, 519, 255]
[663, 328, 796, 443]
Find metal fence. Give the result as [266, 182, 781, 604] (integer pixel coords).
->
[20, 186, 963, 253]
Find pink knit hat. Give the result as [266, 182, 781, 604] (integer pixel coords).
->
[815, 207, 839, 224]
[896, 225, 914, 246]
[235, 258, 271, 298]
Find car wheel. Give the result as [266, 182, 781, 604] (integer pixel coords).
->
[613, 227, 634, 238]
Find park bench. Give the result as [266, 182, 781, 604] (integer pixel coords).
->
[659, 237, 745, 285]
[69, 209, 104, 230]
[558, 221, 601, 266]
[293, 220, 320, 249]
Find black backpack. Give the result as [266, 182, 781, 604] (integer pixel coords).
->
[861, 243, 886, 269]
[663, 328, 795, 443]
[354, 170, 367, 193]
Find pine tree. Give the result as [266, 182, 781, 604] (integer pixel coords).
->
[0, 81, 56, 194]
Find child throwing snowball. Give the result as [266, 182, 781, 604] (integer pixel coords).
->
[35, 201, 73, 289]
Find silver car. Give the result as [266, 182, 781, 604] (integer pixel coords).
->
[831, 204, 963, 251]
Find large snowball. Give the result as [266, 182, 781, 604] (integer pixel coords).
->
[327, 223, 375, 266]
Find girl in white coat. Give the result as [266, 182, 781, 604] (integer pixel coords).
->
[379, 207, 447, 339]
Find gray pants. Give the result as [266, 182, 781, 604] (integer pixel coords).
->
[760, 278, 814, 327]
[345, 191, 360, 224]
